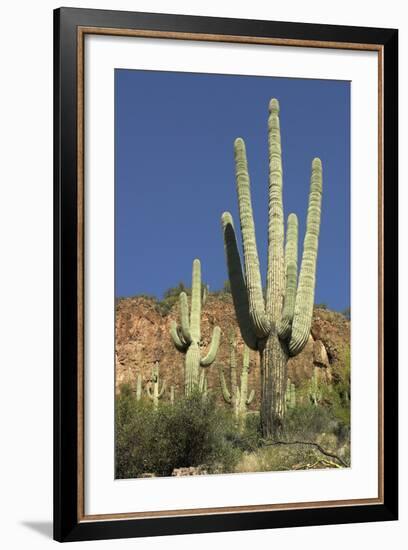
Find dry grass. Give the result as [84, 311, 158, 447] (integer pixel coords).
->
[234, 443, 343, 473]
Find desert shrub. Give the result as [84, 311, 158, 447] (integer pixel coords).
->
[284, 357, 350, 448]
[235, 444, 323, 473]
[115, 390, 240, 478]
[328, 345, 351, 441]
[227, 413, 263, 452]
[284, 403, 338, 442]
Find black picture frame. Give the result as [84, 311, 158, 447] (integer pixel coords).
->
[54, 7, 398, 542]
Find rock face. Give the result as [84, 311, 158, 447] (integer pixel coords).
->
[115, 295, 350, 408]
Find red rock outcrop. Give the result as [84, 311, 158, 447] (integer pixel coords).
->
[115, 296, 350, 408]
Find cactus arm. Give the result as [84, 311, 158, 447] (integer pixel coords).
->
[219, 367, 232, 403]
[289, 158, 323, 356]
[234, 138, 271, 338]
[278, 213, 299, 339]
[190, 259, 201, 341]
[158, 380, 166, 398]
[265, 99, 285, 322]
[170, 321, 188, 352]
[179, 292, 192, 344]
[246, 389, 255, 405]
[146, 384, 154, 399]
[221, 212, 257, 350]
[200, 326, 221, 366]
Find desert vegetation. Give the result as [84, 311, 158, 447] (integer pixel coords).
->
[115, 98, 350, 479]
[116, 345, 350, 478]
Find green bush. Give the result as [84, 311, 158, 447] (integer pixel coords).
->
[115, 390, 240, 478]
[284, 403, 338, 442]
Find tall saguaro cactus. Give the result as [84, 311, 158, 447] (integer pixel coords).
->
[147, 362, 166, 410]
[170, 259, 221, 395]
[222, 98, 323, 438]
[220, 331, 255, 428]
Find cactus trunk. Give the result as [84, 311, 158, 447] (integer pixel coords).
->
[185, 344, 201, 395]
[260, 332, 288, 438]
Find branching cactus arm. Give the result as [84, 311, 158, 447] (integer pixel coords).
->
[200, 326, 221, 366]
[170, 321, 188, 352]
[219, 366, 232, 403]
[278, 213, 298, 340]
[234, 138, 271, 338]
[289, 158, 323, 356]
[246, 389, 255, 405]
[221, 213, 258, 350]
[158, 379, 166, 398]
[179, 292, 192, 345]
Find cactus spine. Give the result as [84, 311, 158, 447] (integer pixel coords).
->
[220, 331, 255, 428]
[222, 98, 323, 438]
[147, 362, 166, 410]
[170, 259, 221, 395]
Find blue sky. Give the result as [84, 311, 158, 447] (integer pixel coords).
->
[115, 69, 350, 312]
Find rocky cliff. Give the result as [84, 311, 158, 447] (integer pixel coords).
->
[115, 294, 350, 407]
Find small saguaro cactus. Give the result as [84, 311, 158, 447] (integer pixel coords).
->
[170, 385, 175, 406]
[309, 366, 322, 406]
[135, 373, 142, 401]
[147, 362, 166, 410]
[219, 331, 255, 427]
[222, 98, 323, 438]
[202, 284, 209, 307]
[285, 378, 296, 410]
[170, 259, 221, 395]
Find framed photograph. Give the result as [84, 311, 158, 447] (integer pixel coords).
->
[54, 7, 398, 542]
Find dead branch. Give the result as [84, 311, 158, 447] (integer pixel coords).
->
[261, 439, 349, 468]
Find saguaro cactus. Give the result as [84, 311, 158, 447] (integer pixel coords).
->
[222, 98, 323, 438]
[147, 362, 166, 410]
[135, 373, 142, 401]
[220, 331, 255, 428]
[309, 366, 322, 406]
[170, 259, 221, 395]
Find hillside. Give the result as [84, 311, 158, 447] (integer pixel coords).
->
[115, 294, 350, 408]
